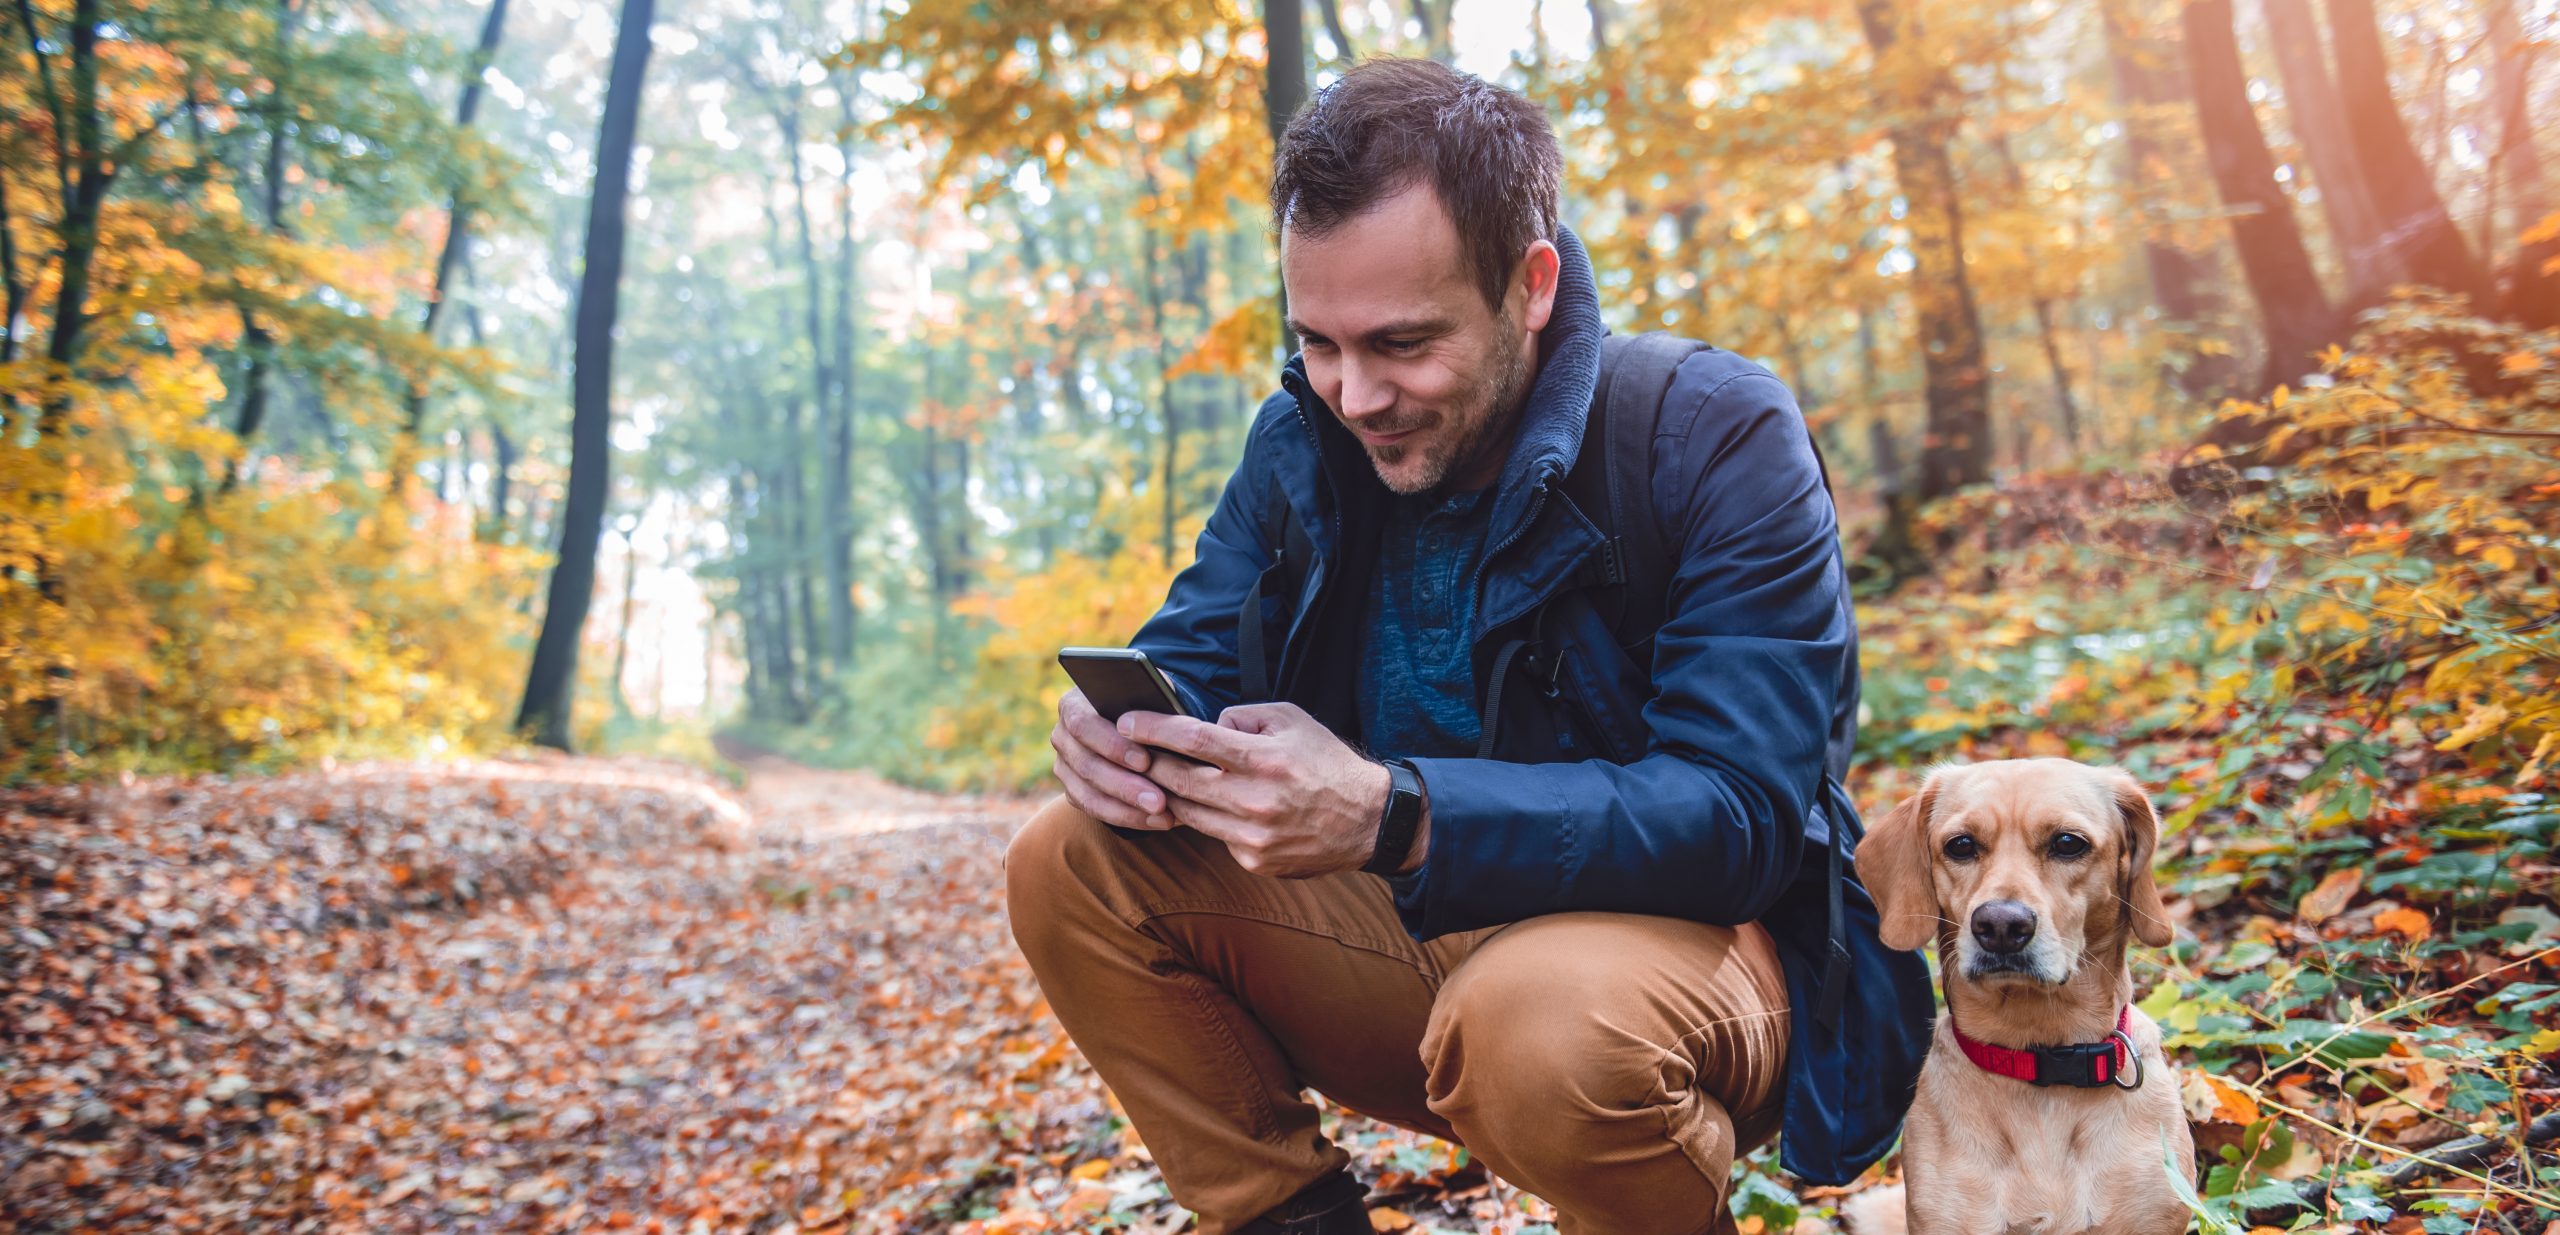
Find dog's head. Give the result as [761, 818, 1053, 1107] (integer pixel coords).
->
[1855, 758, 2174, 986]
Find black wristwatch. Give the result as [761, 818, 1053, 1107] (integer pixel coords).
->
[1362, 759, 1426, 876]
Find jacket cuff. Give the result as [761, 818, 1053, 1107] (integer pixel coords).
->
[1385, 757, 1574, 940]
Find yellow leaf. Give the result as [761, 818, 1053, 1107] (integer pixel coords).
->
[1366, 1208, 1414, 1232]
[1068, 1158, 1112, 1182]
[2435, 702, 2512, 750]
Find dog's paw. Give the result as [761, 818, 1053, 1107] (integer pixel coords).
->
[1834, 1183, 1907, 1235]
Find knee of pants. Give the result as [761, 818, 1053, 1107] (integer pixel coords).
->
[1421, 950, 1677, 1126]
[1003, 795, 1120, 966]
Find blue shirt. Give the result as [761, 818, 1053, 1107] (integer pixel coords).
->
[1358, 485, 1495, 758]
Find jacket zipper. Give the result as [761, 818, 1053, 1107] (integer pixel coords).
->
[1277, 369, 1342, 693]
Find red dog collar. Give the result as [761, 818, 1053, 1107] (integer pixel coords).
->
[1951, 1006, 2144, 1089]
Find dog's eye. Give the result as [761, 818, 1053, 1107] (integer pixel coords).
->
[2049, 832, 2091, 859]
[1942, 835, 1978, 861]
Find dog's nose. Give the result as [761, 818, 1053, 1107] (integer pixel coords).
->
[1970, 900, 2037, 954]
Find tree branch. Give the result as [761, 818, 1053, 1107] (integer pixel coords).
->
[2284, 1109, 2560, 1213]
[12, 0, 71, 205]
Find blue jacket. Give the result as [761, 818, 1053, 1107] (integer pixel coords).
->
[1128, 226, 1933, 1186]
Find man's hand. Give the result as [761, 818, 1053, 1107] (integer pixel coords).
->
[1049, 688, 1178, 830]
[1120, 702, 1410, 879]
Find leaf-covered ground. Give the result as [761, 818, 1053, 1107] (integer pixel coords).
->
[0, 749, 1552, 1234]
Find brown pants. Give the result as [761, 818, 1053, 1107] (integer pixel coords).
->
[1003, 796, 1791, 1235]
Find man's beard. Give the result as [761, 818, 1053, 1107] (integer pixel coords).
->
[1371, 321, 1537, 497]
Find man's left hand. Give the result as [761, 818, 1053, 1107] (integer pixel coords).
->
[1118, 703, 1404, 879]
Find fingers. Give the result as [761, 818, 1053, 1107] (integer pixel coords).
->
[1164, 795, 1273, 865]
[1121, 711, 1259, 769]
[1062, 689, 1152, 775]
[1215, 701, 1307, 735]
[1050, 719, 1174, 830]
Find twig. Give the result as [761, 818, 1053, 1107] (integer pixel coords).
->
[2386, 404, 2560, 443]
[2235, 1083, 2559, 1212]
[2286, 1109, 2560, 1211]
[2266, 947, 2560, 1079]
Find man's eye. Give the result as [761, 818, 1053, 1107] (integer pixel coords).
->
[2049, 832, 2090, 859]
[1380, 338, 1419, 353]
[1299, 337, 1335, 353]
[1943, 835, 1978, 861]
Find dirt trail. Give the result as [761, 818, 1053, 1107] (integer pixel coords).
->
[1, 752, 1110, 1233]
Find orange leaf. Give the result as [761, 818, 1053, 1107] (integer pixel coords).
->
[2373, 907, 2432, 940]
[2295, 867, 2362, 925]
[1367, 1209, 1415, 1232]
[2182, 1071, 2261, 1125]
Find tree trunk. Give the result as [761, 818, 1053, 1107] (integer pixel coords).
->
[401, 0, 513, 439]
[223, 0, 297, 493]
[1855, 0, 1994, 504]
[1409, 0, 1456, 61]
[827, 85, 860, 670]
[611, 523, 638, 715]
[2101, 0, 2235, 398]
[1986, 127, 2086, 448]
[516, 0, 655, 751]
[486, 417, 515, 544]
[2325, 0, 2488, 302]
[2260, 0, 2398, 304]
[2487, 0, 2551, 235]
[1313, 0, 1355, 61]
[778, 101, 838, 678]
[1139, 160, 1181, 566]
[2182, 0, 2338, 389]
[1263, 0, 1307, 340]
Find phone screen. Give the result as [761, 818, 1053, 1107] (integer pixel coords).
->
[1058, 647, 1192, 722]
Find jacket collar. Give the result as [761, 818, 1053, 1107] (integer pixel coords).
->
[1277, 222, 1609, 552]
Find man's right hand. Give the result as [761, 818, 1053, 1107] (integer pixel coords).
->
[1050, 688, 1177, 830]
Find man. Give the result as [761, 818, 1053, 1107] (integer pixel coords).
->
[1007, 58, 1932, 1235]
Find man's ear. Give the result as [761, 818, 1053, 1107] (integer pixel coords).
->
[1515, 239, 1560, 334]
[2103, 768, 2176, 948]
[1856, 769, 1947, 952]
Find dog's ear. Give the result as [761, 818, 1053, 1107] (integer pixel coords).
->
[1856, 769, 1946, 952]
[2103, 768, 2176, 948]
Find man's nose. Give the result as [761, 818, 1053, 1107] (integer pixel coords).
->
[1969, 900, 2037, 955]
[1335, 356, 1394, 420]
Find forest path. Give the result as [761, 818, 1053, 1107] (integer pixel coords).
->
[2, 750, 1540, 1233]
[1, 750, 1113, 1233]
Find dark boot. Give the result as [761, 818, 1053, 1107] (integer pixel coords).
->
[1232, 1169, 1371, 1235]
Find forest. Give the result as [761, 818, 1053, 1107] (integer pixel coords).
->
[1, 0, 2557, 1229]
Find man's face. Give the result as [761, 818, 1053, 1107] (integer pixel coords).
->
[1281, 184, 1559, 495]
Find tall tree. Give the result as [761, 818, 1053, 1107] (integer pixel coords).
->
[517, 0, 657, 750]
[2325, 0, 2489, 302]
[223, 0, 297, 493]
[400, 0, 514, 440]
[2101, 0, 2232, 396]
[2259, 0, 2398, 305]
[2182, 0, 2337, 388]
[826, 81, 862, 670]
[1855, 0, 1993, 503]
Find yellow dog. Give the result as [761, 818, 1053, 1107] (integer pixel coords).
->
[1849, 758, 2196, 1235]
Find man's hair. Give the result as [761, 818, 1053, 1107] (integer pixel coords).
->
[1270, 58, 1563, 313]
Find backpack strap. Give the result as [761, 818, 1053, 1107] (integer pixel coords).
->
[1563, 333, 1707, 649]
[1237, 488, 1313, 703]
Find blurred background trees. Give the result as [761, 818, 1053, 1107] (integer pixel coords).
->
[2, 0, 2552, 793]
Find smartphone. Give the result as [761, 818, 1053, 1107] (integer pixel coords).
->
[1057, 647, 1194, 721]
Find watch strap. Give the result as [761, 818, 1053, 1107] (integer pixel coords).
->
[1362, 759, 1425, 876]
